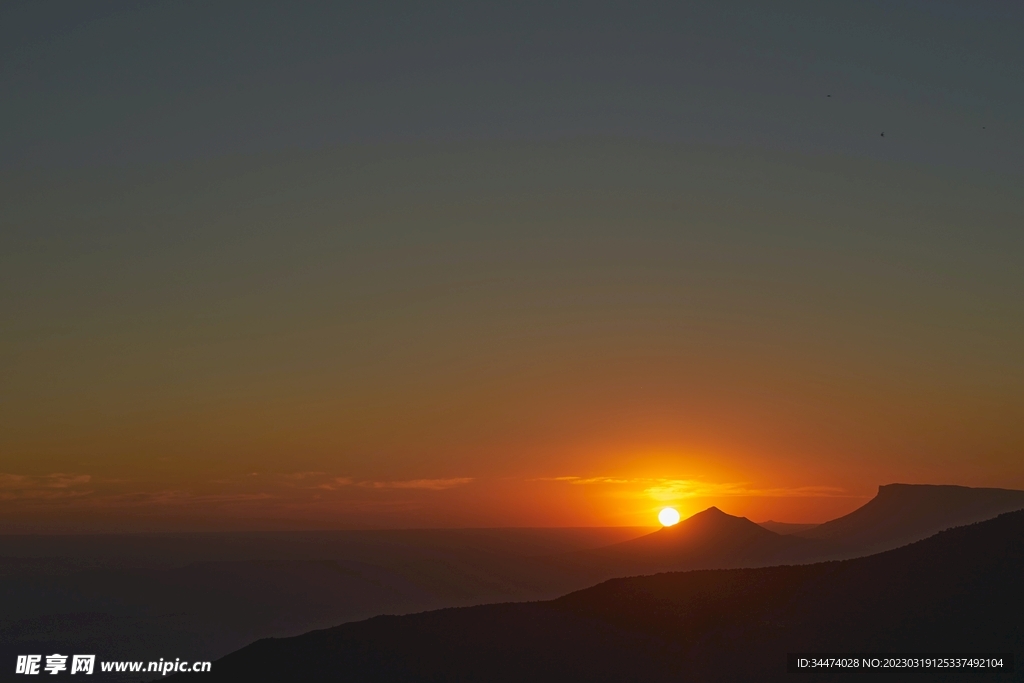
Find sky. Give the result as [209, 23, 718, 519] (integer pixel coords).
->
[1, 1, 1022, 531]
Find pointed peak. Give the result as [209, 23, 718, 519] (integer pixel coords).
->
[679, 506, 766, 530]
[684, 506, 745, 523]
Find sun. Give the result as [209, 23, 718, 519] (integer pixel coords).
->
[658, 507, 681, 527]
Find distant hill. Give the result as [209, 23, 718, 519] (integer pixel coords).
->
[546, 484, 1024, 578]
[757, 520, 819, 535]
[183, 509, 1024, 682]
[579, 506, 832, 574]
[0, 528, 646, 681]
[7, 484, 1024, 681]
[795, 483, 1024, 555]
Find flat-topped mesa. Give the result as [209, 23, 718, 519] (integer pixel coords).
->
[876, 482, 977, 496]
[795, 483, 1024, 554]
[875, 482, 1024, 498]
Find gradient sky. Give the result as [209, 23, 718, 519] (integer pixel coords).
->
[1, 1, 1022, 531]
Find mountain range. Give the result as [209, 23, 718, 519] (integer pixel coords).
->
[576, 506, 831, 575]
[572, 484, 1024, 576]
[794, 483, 1024, 555]
[756, 520, 819, 535]
[2, 483, 1022, 681]
[179, 507, 1024, 682]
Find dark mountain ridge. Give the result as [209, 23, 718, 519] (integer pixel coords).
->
[182, 509, 1024, 682]
[573, 484, 1024, 578]
[757, 520, 819, 535]
[5, 484, 1023, 681]
[0, 528, 646, 681]
[580, 506, 832, 574]
[796, 483, 1024, 555]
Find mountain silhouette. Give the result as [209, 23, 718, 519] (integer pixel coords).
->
[6, 484, 1023, 680]
[581, 506, 830, 573]
[757, 520, 819, 535]
[176, 509, 1024, 682]
[542, 484, 1024, 579]
[0, 528, 645, 679]
[795, 483, 1024, 555]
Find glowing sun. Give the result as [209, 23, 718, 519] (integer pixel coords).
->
[658, 507, 681, 527]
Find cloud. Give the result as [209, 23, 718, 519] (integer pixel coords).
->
[642, 480, 848, 501]
[360, 478, 474, 491]
[535, 476, 634, 485]
[313, 477, 355, 491]
[544, 475, 850, 501]
[102, 491, 277, 506]
[301, 474, 474, 491]
[284, 471, 326, 480]
[0, 473, 93, 501]
[0, 470, 474, 523]
[0, 473, 92, 489]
